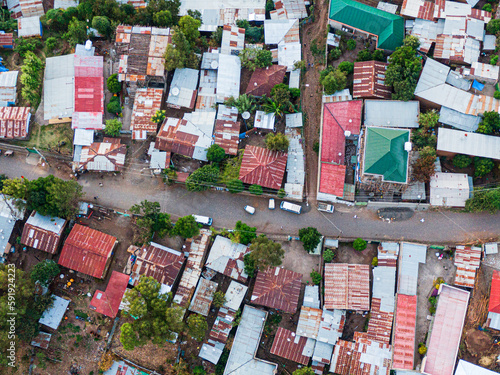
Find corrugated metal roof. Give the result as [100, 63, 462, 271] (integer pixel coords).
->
[270, 327, 311, 365]
[455, 360, 498, 375]
[205, 236, 250, 282]
[39, 295, 70, 330]
[353, 61, 391, 100]
[21, 211, 66, 254]
[189, 278, 218, 316]
[484, 34, 496, 50]
[303, 285, 320, 309]
[297, 306, 322, 339]
[392, 294, 417, 370]
[0, 194, 24, 255]
[167, 68, 199, 109]
[224, 280, 248, 311]
[319, 164, 345, 198]
[437, 127, 500, 160]
[79, 139, 127, 171]
[74, 129, 94, 146]
[438, 106, 480, 132]
[361, 297, 394, 344]
[0, 33, 13, 47]
[312, 341, 333, 365]
[286, 113, 303, 128]
[0, 71, 18, 106]
[200, 339, 225, 364]
[430, 172, 470, 207]
[410, 19, 445, 53]
[245, 65, 286, 97]
[372, 266, 396, 312]
[216, 54, 241, 102]
[208, 307, 235, 344]
[0, 106, 30, 139]
[324, 263, 370, 311]
[279, 0, 307, 18]
[44, 55, 75, 120]
[90, 271, 129, 318]
[364, 100, 419, 128]
[130, 88, 163, 140]
[401, 0, 435, 19]
[264, 19, 297, 44]
[103, 360, 149, 375]
[423, 284, 470, 375]
[377, 242, 399, 267]
[54, 0, 79, 9]
[196, 69, 218, 111]
[58, 224, 117, 278]
[223, 305, 277, 375]
[289, 69, 300, 89]
[254, 111, 275, 130]
[221, 24, 245, 55]
[454, 245, 481, 288]
[239, 145, 287, 190]
[398, 242, 426, 296]
[18, 15, 42, 37]
[285, 127, 305, 187]
[214, 119, 240, 155]
[251, 266, 302, 313]
[201, 52, 220, 70]
[31, 332, 51, 349]
[317, 308, 345, 345]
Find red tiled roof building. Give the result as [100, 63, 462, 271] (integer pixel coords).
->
[239, 145, 287, 190]
[90, 271, 129, 318]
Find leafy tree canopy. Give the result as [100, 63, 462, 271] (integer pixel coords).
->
[30, 260, 60, 287]
[229, 221, 257, 245]
[298, 227, 322, 253]
[185, 165, 220, 192]
[187, 314, 207, 341]
[320, 67, 347, 95]
[107, 74, 121, 94]
[248, 234, 284, 271]
[130, 200, 173, 244]
[206, 144, 226, 163]
[265, 132, 289, 151]
[104, 119, 122, 137]
[353, 238, 367, 251]
[239, 48, 273, 71]
[174, 215, 200, 238]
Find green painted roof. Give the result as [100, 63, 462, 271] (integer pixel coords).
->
[363, 127, 409, 183]
[329, 0, 404, 51]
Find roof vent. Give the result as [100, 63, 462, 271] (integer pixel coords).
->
[349, 119, 352, 123]
[171, 87, 180, 96]
[85, 40, 92, 50]
[344, 130, 351, 137]
[404, 142, 412, 152]
[211, 60, 219, 69]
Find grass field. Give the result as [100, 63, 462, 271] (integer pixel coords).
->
[13, 122, 74, 155]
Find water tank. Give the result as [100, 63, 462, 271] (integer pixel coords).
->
[85, 40, 92, 51]
[404, 141, 412, 152]
[171, 87, 180, 96]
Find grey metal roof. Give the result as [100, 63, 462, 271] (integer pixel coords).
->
[286, 127, 304, 186]
[223, 280, 248, 311]
[398, 242, 427, 296]
[75, 43, 95, 56]
[200, 339, 225, 364]
[205, 235, 249, 282]
[223, 306, 277, 375]
[437, 127, 500, 160]
[26, 212, 66, 234]
[73, 129, 94, 146]
[217, 104, 238, 121]
[430, 172, 470, 207]
[466, 18, 484, 41]
[484, 34, 496, 50]
[312, 341, 333, 364]
[324, 239, 339, 248]
[297, 306, 322, 339]
[317, 308, 345, 345]
[303, 285, 320, 309]
[254, 110, 275, 130]
[372, 266, 396, 313]
[415, 58, 449, 94]
[167, 68, 199, 109]
[446, 70, 472, 91]
[73, 145, 82, 163]
[45, 54, 75, 80]
[286, 113, 303, 128]
[43, 76, 74, 120]
[150, 151, 168, 169]
[264, 19, 296, 44]
[0, 71, 18, 106]
[18, 16, 41, 37]
[39, 295, 70, 330]
[289, 69, 300, 89]
[0, 194, 24, 255]
[439, 106, 480, 132]
[364, 100, 419, 128]
[216, 54, 241, 103]
[402, 181, 426, 201]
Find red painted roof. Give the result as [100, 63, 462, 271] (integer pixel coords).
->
[90, 271, 129, 318]
[489, 270, 500, 313]
[239, 145, 288, 190]
[58, 224, 117, 278]
[245, 65, 287, 97]
[319, 164, 345, 197]
[74, 77, 104, 113]
[393, 294, 417, 370]
[0, 106, 31, 139]
[270, 327, 310, 365]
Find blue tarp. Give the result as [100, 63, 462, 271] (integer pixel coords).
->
[472, 80, 485, 91]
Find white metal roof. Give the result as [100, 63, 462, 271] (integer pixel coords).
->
[317, 308, 345, 345]
[150, 151, 169, 169]
[200, 340, 225, 364]
[286, 113, 303, 128]
[205, 236, 249, 281]
[289, 69, 300, 89]
[445, 70, 471, 91]
[398, 242, 427, 296]
[430, 172, 470, 207]
[54, 0, 79, 9]
[254, 110, 275, 130]
[264, 19, 297, 44]
[167, 68, 199, 109]
[364, 100, 419, 128]
[483, 34, 496, 50]
[470, 61, 499, 81]
[372, 266, 396, 313]
[216, 54, 241, 103]
[73, 129, 94, 146]
[18, 16, 41, 37]
[437, 127, 500, 160]
[224, 280, 248, 311]
[455, 360, 497, 375]
[26, 212, 66, 234]
[39, 295, 70, 330]
[303, 285, 320, 309]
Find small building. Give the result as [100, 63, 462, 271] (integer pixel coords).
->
[39, 295, 70, 330]
[353, 61, 391, 99]
[78, 138, 127, 172]
[430, 172, 470, 207]
[455, 360, 498, 375]
[8, 0, 44, 18]
[58, 224, 117, 279]
[264, 19, 301, 71]
[251, 266, 302, 313]
[18, 16, 42, 38]
[216, 54, 241, 102]
[130, 88, 163, 140]
[245, 65, 287, 97]
[167, 68, 199, 110]
[364, 100, 420, 128]
[189, 278, 218, 316]
[465, 62, 499, 84]
[239, 145, 288, 190]
[437, 127, 500, 160]
[398, 242, 427, 296]
[324, 263, 370, 311]
[31, 332, 52, 349]
[438, 107, 480, 133]
[0, 106, 31, 139]
[392, 294, 417, 370]
[0, 33, 13, 49]
[254, 110, 275, 131]
[205, 236, 250, 283]
[0, 194, 25, 260]
[213, 118, 240, 156]
[43, 54, 75, 123]
[104, 360, 148, 375]
[223, 280, 248, 311]
[0, 71, 19, 106]
[303, 285, 320, 309]
[21, 211, 66, 254]
[270, 327, 312, 365]
[90, 271, 129, 318]
[54, 0, 79, 9]
[296, 306, 322, 339]
[271, 0, 307, 19]
[221, 25, 245, 55]
[454, 245, 481, 288]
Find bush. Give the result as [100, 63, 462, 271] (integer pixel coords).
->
[355, 49, 372, 62]
[329, 48, 342, 60]
[313, 141, 319, 154]
[491, 55, 499, 66]
[290, 88, 301, 99]
[372, 50, 385, 62]
[323, 248, 335, 263]
[206, 144, 226, 163]
[320, 68, 347, 95]
[243, 253, 256, 278]
[299, 227, 322, 253]
[212, 291, 227, 308]
[371, 257, 378, 267]
[495, 91, 500, 99]
[277, 188, 286, 198]
[45, 37, 58, 55]
[418, 343, 427, 355]
[474, 157, 495, 177]
[107, 74, 121, 94]
[487, 19, 500, 35]
[483, 3, 492, 11]
[249, 184, 263, 195]
[104, 119, 122, 137]
[466, 187, 500, 212]
[227, 179, 244, 193]
[346, 39, 356, 50]
[338, 61, 354, 75]
[310, 270, 322, 285]
[353, 238, 367, 251]
[265, 132, 289, 151]
[186, 165, 220, 191]
[452, 154, 472, 169]
[107, 100, 122, 115]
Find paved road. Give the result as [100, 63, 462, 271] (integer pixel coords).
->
[1, 153, 500, 244]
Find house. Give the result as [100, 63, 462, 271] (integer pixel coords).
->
[487, 270, 500, 330]
[329, 0, 404, 51]
[0, 71, 18, 106]
[251, 266, 302, 313]
[324, 263, 370, 311]
[264, 19, 301, 71]
[454, 245, 481, 288]
[173, 229, 211, 307]
[18, 16, 42, 38]
[58, 224, 117, 279]
[166, 68, 199, 110]
[90, 271, 129, 318]
[189, 278, 218, 316]
[430, 172, 470, 207]
[0, 107, 31, 139]
[353, 61, 391, 99]
[361, 127, 411, 184]
[409, 19, 445, 53]
[284, 123, 305, 200]
[245, 65, 287, 97]
[401, 0, 491, 20]
[196, 52, 219, 111]
[270, 327, 312, 365]
[271, 0, 307, 19]
[437, 127, 500, 160]
[39, 295, 70, 330]
[317, 100, 362, 202]
[205, 236, 250, 283]
[148, 146, 170, 171]
[239, 145, 288, 190]
[77, 138, 127, 172]
[128, 242, 185, 293]
[104, 360, 149, 375]
[31, 332, 51, 349]
[309, 308, 345, 370]
[296, 306, 322, 339]
[7, 0, 44, 18]
[43, 54, 75, 123]
[21, 211, 67, 254]
[254, 111, 275, 131]
[463, 62, 499, 84]
[216, 54, 241, 102]
[422, 284, 470, 375]
[0, 194, 25, 260]
[392, 294, 417, 370]
[455, 360, 498, 375]
[0, 32, 13, 49]
[130, 88, 163, 140]
[213, 116, 240, 156]
[438, 107, 480, 132]
[303, 285, 320, 309]
[378, 242, 399, 267]
[221, 25, 245, 55]
[398, 242, 427, 295]
[364, 100, 420, 129]
[223, 306, 277, 375]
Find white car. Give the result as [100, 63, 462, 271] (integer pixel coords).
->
[244, 205, 256, 214]
[269, 198, 275, 210]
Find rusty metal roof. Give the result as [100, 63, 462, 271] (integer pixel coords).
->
[205, 236, 250, 282]
[324, 263, 370, 311]
[214, 119, 240, 155]
[21, 211, 66, 254]
[58, 224, 117, 279]
[245, 65, 287, 97]
[129, 242, 185, 290]
[296, 306, 322, 339]
[79, 139, 127, 172]
[251, 266, 302, 313]
[377, 242, 399, 267]
[0, 33, 13, 47]
[454, 245, 481, 288]
[239, 145, 288, 190]
[90, 271, 129, 318]
[189, 278, 218, 316]
[360, 298, 394, 344]
[208, 307, 235, 343]
[221, 24, 245, 55]
[31, 332, 51, 349]
[392, 294, 417, 370]
[270, 327, 311, 365]
[353, 61, 391, 100]
[0, 106, 30, 139]
[130, 88, 163, 140]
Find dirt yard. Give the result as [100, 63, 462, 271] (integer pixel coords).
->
[281, 239, 321, 284]
[334, 241, 377, 265]
[12, 122, 74, 156]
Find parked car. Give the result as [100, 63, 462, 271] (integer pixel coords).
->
[280, 201, 302, 214]
[244, 205, 256, 214]
[193, 215, 213, 226]
[269, 198, 275, 210]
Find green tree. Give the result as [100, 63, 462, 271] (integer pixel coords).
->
[44, 178, 83, 219]
[491, 55, 499, 66]
[107, 100, 122, 115]
[338, 61, 354, 74]
[323, 248, 335, 262]
[262, 99, 284, 117]
[20, 51, 44, 108]
[293, 367, 315, 375]
[226, 179, 244, 193]
[187, 314, 208, 341]
[187, 9, 202, 22]
[270, 84, 294, 112]
[412, 152, 436, 183]
[224, 94, 256, 114]
[0, 174, 7, 191]
[453, 154, 472, 169]
[92, 16, 111, 38]
[477, 111, 500, 135]
[403, 35, 420, 49]
[212, 291, 227, 308]
[310, 270, 322, 285]
[329, 48, 342, 60]
[151, 109, 166, 125]
[265, 132, 289, 151]
[372, 50, 385, 62]
[248, 235, 284, 270]
[45, 8, 69, 31]
[239, 48, 273, 71]
[355, 49, 372, 62]
[107, 74, 121, 94]
[465, 187, 500, 212]
[412, 110, 438, 150]
[14, 37, 42, 58]
[487, 19, 500, 35]
[298, 227, 322, 253]
[277, 188, 286, 198]
[174, 215, 200, 238]
[229, 221, 257, 245]
[2, 177, 30, 199]
[153, 10, 172, 27]
[353, 238, 367, 251]
[30, 260, 60, 287]
[179, 15, 201, 45]
[120, 276, 184, 349]
[320, 68, 347, 95]
[249, 184, 263, 195]
[104, 119, 122, 137]
[45, 37, 58, 55]
[65, 17, 87, 46]
[474, 157, 495, 177]
[164, 28, 199, 71]
[346, 39, 356, 50]
[243, 253, 257, 277]
[130, 200, 173, 244]
[185, 165, 220, 192]
[207, 144, 226, 163]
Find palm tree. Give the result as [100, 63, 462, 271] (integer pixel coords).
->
[262, 99, 284, 118]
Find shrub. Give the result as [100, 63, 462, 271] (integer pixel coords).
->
[227, 179, 244, 193]
[313, 141, 320, 154]
[452, 154, 472, 169]
[338, 61, 354, 74]
[310, 270, 322, 285]
[290, 88, 301, 99]
[186, 165, 220, 191]
[265, 132, 289, 151]
[45, 37, 58, 55]
[329, 48, 342, 60]
[355, 49, 372, 62]
[372, 50, 385, 62]
[483, 3, 492, 11]
[206, 144, 226, 163]
[371, 257, 378, 267]
[249, 184, 263, 195]
[107, 100, 121, 115]
[353, 238, 367, 251]
[104, 119, 122, 137]
[495, 91, 500, 100]
[491, 55, 499, 65]
[212, 291, 227, 308]
[474, 157, 495, 177]
[323, 248, 335, 263]
[243, 253, 256, 278]
[320, 68, 347, 95]
[487, 19, 500, 35]
[107, 74, 121, 93]
[346, 39, 356, 50]
[418, 343, 427, 355]
[277, 188, 286, 198]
